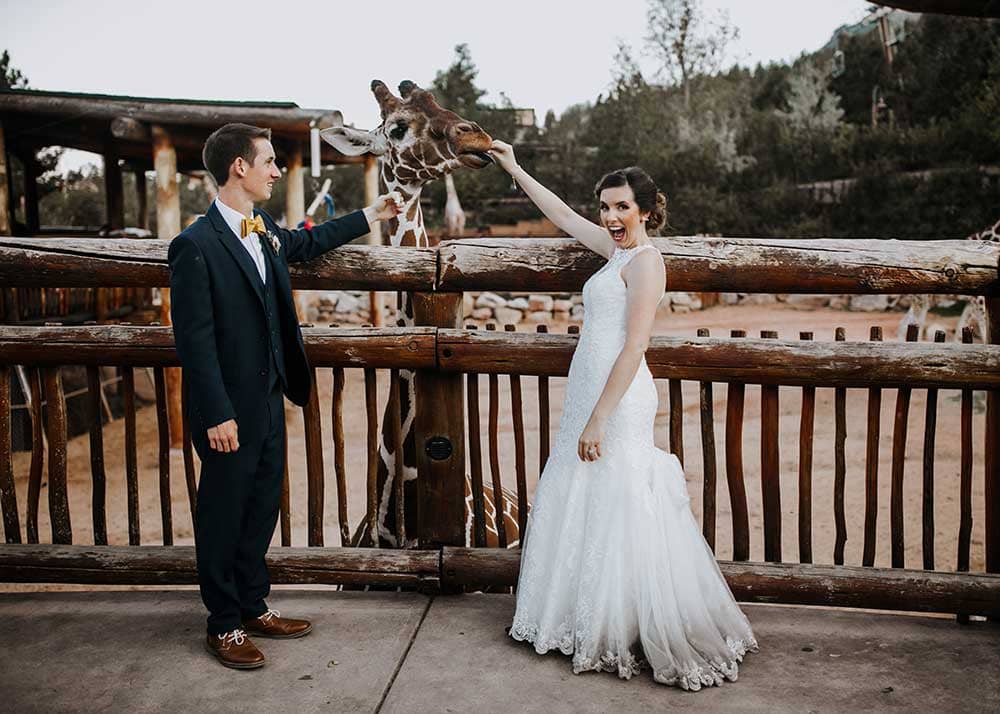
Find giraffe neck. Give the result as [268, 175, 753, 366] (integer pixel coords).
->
[380, 161, 428, 250]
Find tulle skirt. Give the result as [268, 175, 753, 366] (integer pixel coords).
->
[509, 437, 759, 691]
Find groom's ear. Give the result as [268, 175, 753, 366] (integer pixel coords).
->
[320, 126, 387, 157]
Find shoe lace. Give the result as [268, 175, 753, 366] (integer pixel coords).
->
[259, 608, 281, 623]
[219, 628, 247, 646]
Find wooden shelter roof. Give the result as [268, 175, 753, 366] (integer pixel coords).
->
[0, 88, 365, 172]
[873, 1, 1000, 16]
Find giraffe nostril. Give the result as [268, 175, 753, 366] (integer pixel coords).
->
[455, 123, 475, 134]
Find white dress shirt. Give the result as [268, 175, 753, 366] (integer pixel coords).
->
[215, 198, 267, 284]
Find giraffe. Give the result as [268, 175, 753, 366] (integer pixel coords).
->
[443, 172, 466, 240]
[322, 80, 521, 548]
[898, 217, 999, 342]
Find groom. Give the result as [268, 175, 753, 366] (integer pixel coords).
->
[168, 122, 400, 669]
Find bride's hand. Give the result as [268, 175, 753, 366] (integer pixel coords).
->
[488, 140, 518, 174]
[578, 418, 604, 462]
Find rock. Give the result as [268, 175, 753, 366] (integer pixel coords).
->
[570, 294, 584, 305]
[828, 295, 850, 310]
[471, 307, 493, 320]
[550, 310, 569, 322]
[528, 294, 554, 312]
[494, 307, 524, 324]
[785, 294, 831, 310]
[334, 292, 363, 313]
[553, 299, 573, 313]
[475, 292, 507, 309]
[507, 297, 530, 310]
[720, 293, 741, 305]
[524, 310, 551, 323]
[849, 295, 890, 312]
[672, 304, 692, 313]
[570, 305, 585, 321]
[740, 294, 778, 305]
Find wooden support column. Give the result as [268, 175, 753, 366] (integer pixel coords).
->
[0, 121, 17, 324]
[152, 125, 183, 447]
[104, 151, 124, 231]
[363, 154, 383, 326]
[22, 151, 40, 234]
[412, 292, 466, 548]
[285, 143, 307, 320]
[134, 167, 149, 231]
[0, 121, 9, 237]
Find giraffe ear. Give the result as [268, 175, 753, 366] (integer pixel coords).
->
[319, 126, 387, 156]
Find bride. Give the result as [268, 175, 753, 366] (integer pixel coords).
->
[487, 140, 758, 691]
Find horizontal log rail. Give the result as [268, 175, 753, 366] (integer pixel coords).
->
[0, 238, 438, 291]
[0, 326, 438, 369]
[4, 325, 999, 389]
[437, 330, 1000, 389]
[438, 237, 1000, 295]
[2, 236, 998, 295]
[441, 548, 1000, 616]
[2, 544, 998, 617]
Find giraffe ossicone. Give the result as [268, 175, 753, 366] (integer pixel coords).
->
[322, 80, 520, 548]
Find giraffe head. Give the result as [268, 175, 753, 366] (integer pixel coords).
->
[321, 79, 493, 187]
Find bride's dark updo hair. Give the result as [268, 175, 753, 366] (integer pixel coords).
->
[593, 166, 667, 232]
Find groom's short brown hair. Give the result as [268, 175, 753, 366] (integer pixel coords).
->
[203, 123, 272, 187]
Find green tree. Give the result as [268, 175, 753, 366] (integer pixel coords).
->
[1, 49, 28, 89]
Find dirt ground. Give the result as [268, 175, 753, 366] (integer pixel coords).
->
[8, 303, 988, 575]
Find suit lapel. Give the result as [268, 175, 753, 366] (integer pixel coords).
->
[255, 210, 292, 302]
[208, 203, 265, 307]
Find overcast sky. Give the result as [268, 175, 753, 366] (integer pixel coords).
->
[3, 0, 873, 168]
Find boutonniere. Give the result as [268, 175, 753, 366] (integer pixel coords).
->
[265, 230, 281, 256]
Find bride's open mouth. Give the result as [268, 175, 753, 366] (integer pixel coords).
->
[608, 226, 626, 242]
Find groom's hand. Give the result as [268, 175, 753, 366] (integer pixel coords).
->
[363, 191, 405, 224]
[207, 419, 239, 453]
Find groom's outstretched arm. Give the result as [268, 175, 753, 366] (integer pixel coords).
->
[259, 209, 371, 264]
[258, 193, 402, 264]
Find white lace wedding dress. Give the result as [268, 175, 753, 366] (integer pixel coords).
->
[509, 243, 758, 691]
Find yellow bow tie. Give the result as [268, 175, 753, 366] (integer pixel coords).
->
[240, 215, 265, 238]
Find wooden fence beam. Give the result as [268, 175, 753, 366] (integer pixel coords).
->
[437, 237, 1000, 295]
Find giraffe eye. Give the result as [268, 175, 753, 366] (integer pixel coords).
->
[389, 122, 408, 140]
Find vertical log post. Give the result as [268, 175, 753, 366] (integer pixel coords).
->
[833, 327, 848, 565]
[86, 366, 108, 545]
[466, 325, 487, 548]
[0, 366, 20, 543]
[43, 367, 71, 544]
[485, 323, 507, 548]
[303, 368, 325, 547]
[152, 125, 184, 447]
[922, 329, 946, 571]
[725, 329, 750, 561]
[26, 369, 43, 544]
[697, 328, 717, 552]
[363, 154, 383, 327]
[798, 331, 815, 564]
[987, 297, 1000, 586]
[413, 292, 466, 548]
[863, 326, 883, 567]
[760, 330, 782, 563]
[958, 328, 974, 575]
[536, 324, 551, 476]
[890, 324, 919, 568]
[504, 324, 528, 544]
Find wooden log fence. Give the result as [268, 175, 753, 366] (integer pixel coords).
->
[1, 235, 999, 615]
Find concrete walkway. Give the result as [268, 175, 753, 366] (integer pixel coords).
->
[0, 590, 997, 713]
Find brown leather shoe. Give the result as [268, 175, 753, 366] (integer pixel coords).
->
[242, 608, 312, 639]
[205, 628, 265, 669]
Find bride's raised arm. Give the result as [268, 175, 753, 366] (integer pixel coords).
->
[488, 140, 615, 259]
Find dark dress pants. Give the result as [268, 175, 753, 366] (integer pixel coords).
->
[193, 383, 285, 636]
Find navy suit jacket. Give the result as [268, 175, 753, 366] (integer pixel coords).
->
[168, 203, 370, 430]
